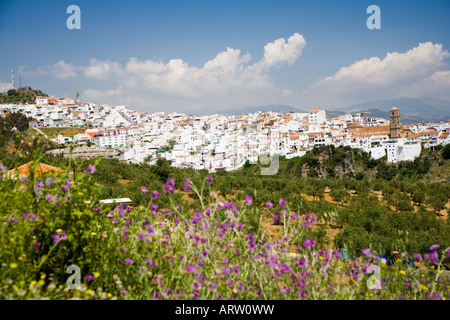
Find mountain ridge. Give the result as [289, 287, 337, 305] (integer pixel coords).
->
[211, 98, 450, 122]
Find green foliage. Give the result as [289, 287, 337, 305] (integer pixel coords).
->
[0, 111, 32, 146]
[329, 188, 350, 204]
[442, 144, 450, 160]
[0, 87, 47, 104]
[0, 146, 449, 300]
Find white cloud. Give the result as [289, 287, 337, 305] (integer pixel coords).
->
[429, 70, 450, 86]
[83, 59, 123, 80]
[21, 60, 79, 79]
[0, 82, 14, 93]
[259, 33, 306, 69]
[51, 61, 79, 79]
[21, 38, 450, 112]
[303, 42, 450, 107]
[77, 33, 306, 112]
[84, 86, 123, 100]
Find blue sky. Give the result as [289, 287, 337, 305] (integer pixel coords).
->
[1, 0, 449, 113]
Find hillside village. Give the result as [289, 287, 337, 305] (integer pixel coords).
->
[1, 96, 449, 172]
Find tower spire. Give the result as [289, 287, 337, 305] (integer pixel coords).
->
[389, 107, 401, 139]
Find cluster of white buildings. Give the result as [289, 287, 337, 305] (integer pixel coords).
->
[1, 96, 449, 171]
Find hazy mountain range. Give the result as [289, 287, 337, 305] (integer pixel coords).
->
[216, 104, 307, 116]
[214, 98, 450, 124]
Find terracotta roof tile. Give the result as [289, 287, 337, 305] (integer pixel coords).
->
[9, 162, 71, 177]
[357, 126, 390, 134]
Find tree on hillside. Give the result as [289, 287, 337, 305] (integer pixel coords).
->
[443, 144, 450, 160]
[426, 192, 447, 215]
[154, 158, 171, 181]
[6, 111, 30, 132]
[0, 112, 31, 141]
[329, 188, 350, 205]
[0, 87, 48, 104]
[411, 186, 426, 206]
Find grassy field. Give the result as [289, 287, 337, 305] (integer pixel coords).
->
[38, 127, 87, 139]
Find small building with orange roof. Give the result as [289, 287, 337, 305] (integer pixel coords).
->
[8, 162, 72, 179]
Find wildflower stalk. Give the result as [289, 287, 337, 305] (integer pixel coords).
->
[190, 182, 205, 210]
[36, 243, 58, 270]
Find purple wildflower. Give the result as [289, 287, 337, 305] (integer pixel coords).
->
[145, 257, 154, 266]
[427, 293, 441, 300]
[163, 178, 175, 193]
[125, 220, 133, 227]
[245, 195, 252, 205]
[413, 253, 422, 261]
[279, 198, 286, 207]
[86, 165, 96, 173]
[332, 250, 342, 260]
[53, 234, 61, 243]
[231, 266, 240, 275]
[151, 190, 160, 199]
[34, 242, 41, 249]
[424, 251, 438, 265]
[186, 264, 197, 274]
[137, 232, 145, 240]
[86, 275, 95, 281]
[124, 259, 134, 265]
[184, 178, 191, 191]
[0, 164, 5, 172]
[303, 238, 316, 248]
[264, 201, 273, 207]
[44, 194, 54, 201]
[62, 179, 72, 191]
[297, 258, 306, 267]
[430, 244, 439, 251]
[34, 181, 43, 190]
[140, 187, 148, 193]
[361, 248, 372, 257]
[206, 175, 213, 185]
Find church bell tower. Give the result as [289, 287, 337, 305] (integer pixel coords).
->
[390, 107, 401, 139]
